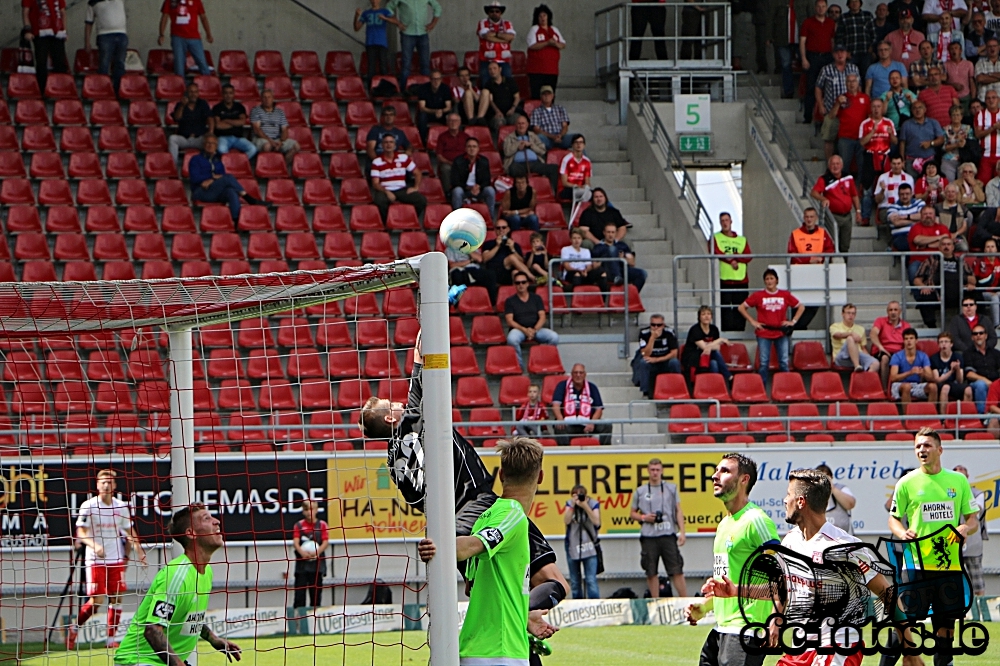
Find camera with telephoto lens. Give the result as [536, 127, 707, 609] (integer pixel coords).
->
[577, 492, 586, 502]
[654, 511, 663, 523]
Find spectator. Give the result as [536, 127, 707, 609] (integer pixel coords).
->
[886, 182, 925, 249]
[909, 39, 944, 92]
[952, 464, 990, 621]
[292, 500, 329, 610]
[874, 3, 897, 44]
[579, 188, 630, 247]
[387, 0, 440, 90]
[801, 0, 838, 124]
[563, 484, 601, 600]
[629, 459, 687, 598]
[189, 136, 264, 221]
[366, 105, 410, 161]
[560, 228, 608, 295]
[966, 11, 995, 65]
[890, 0, 926, 43]
[169, 82, 210, 164]
[886, 8, 926, 66]
[211, 84, 256, 159]
[481, 219, 533, 287]
[712, 212, 751, 332]
[957, 159, 987, 201]
[680, 306, 733, 383]
[551, 364, 612, 445]
[831, 303, 880, 372]
[975, 88, 1000, 178]
[629, 0, 668, 61]
[966, 237, 1000, 321]
[814, 464, 857, 533]
[631, 314, 681, 399]
[22, 0, 69, 96]
[918, 65, 961, 125]
[354, 0, 395, 88]
[250, 90, 300, 166]
[530, 87, 571, 150]
[738, 268, 806, 383]
[889, 328, 938, 403]
[769, 0, 797, 98]
[945, 41, 976, 112]
[859, 99, 898, 223]
[962, 321, 1000, 411]
[371, 134, 426, 221]
[681, 2, 712, 61]
[837, 0, 877, 75]
[501, 114, 559, 189]
[416, 70, 452, 144]
[975, 36, 1000, 100]
[949, 295, 997, 351]
[526, 5, 565, 98]
[831, 74, 871, 170]
[499, 174, 538, 231]
[915, 160, 948, 204]
[788, 206, 837, 261]
[453, 66, 490, 125]
[84, 0, 127, 95]
[559, 134, 592, 201]
[880, 69, 918, 126]
[158, 0, 212, 77]
[936, 181, 971, 249]
[514, 383, 548, 437]
[504, 271, 558, 370]
[522, 232, 551, 284]
[942, 104, 974, 180]
[450, 137, 494, 215]
[911, 234, 961, 326]
[907, 205, 953, 281]
[592, 222, 647, 291]
[930, 331, 972, 407]
[985, 159, 1000, 204]
[900, 100, 945, 175]
[483, 61, 520, 132]
[477, 1, 515, 87]
[828, 3, 842, 21]
[811, 155, 862, 254]
[871, 300, 911, 387]
[866, 40, 909, 98]
[434, 112, 469, 194]
[446, 245, 497, 304]
[815, 45, 861, 143]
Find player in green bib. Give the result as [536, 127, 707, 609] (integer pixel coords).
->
[887, 428, 979, 666]
[419, 437, 555, 666]
[687, 453, 778, 666]
[115, 503, 240, 666]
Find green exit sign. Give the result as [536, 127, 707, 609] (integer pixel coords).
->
[679, 135, 711, 152]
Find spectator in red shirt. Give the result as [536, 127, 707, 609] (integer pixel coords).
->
[526, 4, 565, 99]
[738, 269, 806, 383]
[21, 0, 69, 95]
[811, 155, 863, 253]
[292, 500, 329, 609]
[917, 65, 961, 125]
[871, 300, 911, 387]
[859, 98, 898, 223]
[906, 205, 952, 281]
[831, 73, 871, 178]
[558, 134, 592, 201]
[800, 0, 837, 124]
[435, 112, 470, 194]
[158, 0, 213, 77]
[514, 383, 549, 437]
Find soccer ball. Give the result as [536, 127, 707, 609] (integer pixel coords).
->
[439, 208, 487, 255]
[300, 539, 319, 557]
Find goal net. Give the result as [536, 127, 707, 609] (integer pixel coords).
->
[0, 253, 459, 666]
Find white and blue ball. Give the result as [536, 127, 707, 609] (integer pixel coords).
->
[439, 208, 487, 255]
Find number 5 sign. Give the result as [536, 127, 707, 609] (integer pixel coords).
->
[675, 94, 711, 133]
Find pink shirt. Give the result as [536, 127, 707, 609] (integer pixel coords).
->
[944, 59, 974, 98]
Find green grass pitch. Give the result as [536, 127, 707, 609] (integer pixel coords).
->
[6, 624, 999, 666]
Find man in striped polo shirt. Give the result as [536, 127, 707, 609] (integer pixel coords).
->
[975, 89, 1000, 181]
[371, 134, 427, 221]
[250, 89, 299, 165]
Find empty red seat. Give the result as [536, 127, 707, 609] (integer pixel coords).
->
[218, 50, 252, 76]
[255, 152, 289, 179]
[308, 102, 343, 130]
[322, 232, 358, 260]
[693, 373, 731, 402]
[228, 75, 260, 103]
[652, 373, 690, 401]
[449, 346, 482, 376]
[469, 315, 504, 345]
[359, 232, 394, 261]
[455, 376, 494, 407]
[15, 234, 51, 261]
[89, 99, 125, 126]
[536, 203, 566, 229]
[609, 285, 644, 314]
[771, 372, 809, 402]
[325, 51, 358, 76]
[154, 74, 185, 101]
[385, 205, 421, 232]
[527, 345, 564, 374]
[6, 206, 41, 233]
[706, 404, 744, 433]
[0, 153, 26, 179]
[23, 125, 57, 151]
[746, 404, 784, 432]
[457, 286, 494, 315]
[15, 99, 49, 125]
[826, 403, 865, 431]
[849, 372, 887, 401]
[118, 74, 152, 100]
[299, 76, 333, 102]
[83, 206, 119, 233]
[904, 402, 944, 431]
[245, 233, 282, 260]
[43, 73, 77, 100]
[102, 261, 135, 280]
[87, 350, 125, 381]
[193, 75, 222, 100]
[154, 180, 188, 206]
[485, 346, 521, 375]
[319, 125, 352, 152]
[286, 153, 323, 181]
[668, 404, 705, 434]
[54, 381, 91, 413]
[298, 178, 334, 205]
[286, 50, 322, 77]
[38, 179, 74, 206]
[868, 403, 904, 431]
[171, 233, 208, 261]
[58, 126, 95, 153]
[788, 403, 824, 432]
[336, 379, 373, 409]
[98, 126, 136, 153]
[22, 261, 57, 281]
[0, 179, 34, 206]
[380, 289, 416, 317]
[0, 126, 17, 151]
[792, 341, 830, 370]
[247, 348, 285, 380]
[54, 233, 91, 261]
[127, 100, 162, 126]
[198, 206, 234, 233]
[327, 349, 361, 379]
[13, 384, 49, 415]
[7, 73, 41, 100]
[254, 50, 287, 76]
[142, 261, 174, 279]
[336, 77, 369, 103]
[132, 234, 170, 262]
[263, 75, 295, 101]
[397, 231, 431, 259]
[207, 233, 244, 261]
[265, 179, 299, 205]
[810, 371, 849, 401]
[945, 401, 981, 431]
[364, 349, 401, 379]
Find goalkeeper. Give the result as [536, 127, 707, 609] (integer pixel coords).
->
[114, 504, 240, 666]
[359, 331, 569, 613]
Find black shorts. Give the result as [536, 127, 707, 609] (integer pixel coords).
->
[640, 535, 684, 577]
[698, 629, 766, 666]
[898, 569, 966, 627]
[455, 491, 556, 577]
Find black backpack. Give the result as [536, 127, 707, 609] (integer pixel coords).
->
[362, 579, 393, 604]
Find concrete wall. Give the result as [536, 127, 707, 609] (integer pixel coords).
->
[651, 102, 748, 167]
[0, 0, 609, 86]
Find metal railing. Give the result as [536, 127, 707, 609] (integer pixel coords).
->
[545, 256, 633, 357]
[634, 78, 714, 240]
[671, 252, 946, 339]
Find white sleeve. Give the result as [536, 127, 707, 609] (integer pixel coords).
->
[117, 504, 133, 533]
[559, 154, 571, 174]
[560, 247, 572, 259]
[551, 27, 565, 43]
[526, 25, 540, 47]
[840, 486, 856, 498]
[477, 19, 490, 37]
[76, 500, 91, 528]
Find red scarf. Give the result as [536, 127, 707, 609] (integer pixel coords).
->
[34, 0, 67, 38]
[562, 381, 594, 419]
[516, 402, 547, 422]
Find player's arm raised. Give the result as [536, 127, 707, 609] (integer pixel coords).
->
[200, 624, 242, 662]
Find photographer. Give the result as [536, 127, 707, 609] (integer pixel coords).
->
[630, 458, 687, 598]
[563, 484, 601, 599]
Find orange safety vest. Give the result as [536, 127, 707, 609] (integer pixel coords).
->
[791, 227, 827, 254]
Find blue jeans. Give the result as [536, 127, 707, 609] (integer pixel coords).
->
[778, 44, 795, 97]
[632, 354, 682, 396]
[503, 213, 539, 231]
[192, 174, 243, 221]
[539, 134, 574, 151]
[604, 262, 648, 293]
[907, 259, 922, 285]
[838, 138, 863, 176]
[480, 60, 512, 88]
[97, 32, 128, 93]
[217, 135, 258, 159]
[399, 33, 430, 88]
[566, 553, 600, 599]
[971, 380, 990, 414]
[757, 336, 790, 383]
[171, 35, 210, 76]
[507, 327, 559, 369]
[706, 350, 733, 382]
[451, 186, 496, 217]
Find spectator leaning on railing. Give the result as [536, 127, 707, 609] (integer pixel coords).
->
[551, 364, 612, 445]
[712, 212, 751, 332]
[811, 155, 862, 254]
[787, 207, 835, 329]
[631, 314, 681, 400]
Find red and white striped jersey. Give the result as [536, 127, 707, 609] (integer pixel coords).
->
[370, 152, 415, 191]
[477, 18, 515, 63]
[977, 107, 1000, 157]
[874, 171, 915, 207]
[859, 117, 895, 154]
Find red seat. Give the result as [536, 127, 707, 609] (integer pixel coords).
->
[652, 373, 690, 401]
[102, 261, 135, 280]
[60, 126, 96, 153]
[51, 99, 87, 126]
[106, 152, 141, 178]
[494, 375, 529, 407]
[64, 153, 102, 181]
[15, 234, 51, 261]
[348, 204, 383, 230]
[155, 74, 186, 100]
[569, 285, 607, 313]
[470, 315, 505, 345]
[826, 403, 865, 431]
[145, 206, 189, 234]
[199, 206, 234, 233]
[218, 151, 252, 178]
[322, 232, 358, 259]
[325, 51, 358, 76]
[114, 179, 150, 206]
[127, 100, 162, 126]
[527, 345, 564, 374]
[397, 231, 431, 258]
[81, 74, 114, 100]
[1, 179, 34, 206]
[792, 341, 830, 370]
[845, 433, 877, 442]
[6, 206, 41, 233]
[868, 402, 904, 431]
[229, 75, 260, 103]
[771, 372, 809, 402]
[370, 76, 401, 99]
[53, 382, 90, 413]
[668, 404, 705, 433]
[247, 348, 285, 380]
[449, 346, 481, 376]
[343, 293, 380, 318]
[118, 74, 152, 100]
[137, 152, 175, 179]
[209, 233, 247, 261]
[384, 205, 421, 232]
[171, 233, 208, 261]
[142, 261, 174, 279]
[154, 180, 189, 206]
[456, 376, 494, 407]
[708, 404, 745, 433]
[23, 125, 57, 151]
[22, 261, 57, 281]
[283, 232, 320, 260]
[128, 350, 165, 382]
[73, 48, 99, 75]
[457, 286, 494, 315]
[336, 76, 369, 102]
[363, 348, 401, 378]
[326, 347, 361, 378]
[87, 350, 125, 381]
[319, 125, 352, 152]
[693, 373, 731, 402]
[289, 50, 322, 77]
[288, 152, 323, 180]
[90, 99, 125, 126]
[0, 126, 17, 151]
[336, 379, 372, 409]
[309, 101, 343, 128]
[849, 372, 887, 401]
[747, 404, 784, 432]
[133, 234, 170, 262]
[237, 318, 275, 348]
[263, 75, 296, 101]
[299, 76, 333, 102]
[904, 402, 944, 431]
[91, 233, 131, 261]
[0, 153, 26, 179]
[42, 73, 77, 100]
[383, 288, 417, 317]
[810, 371, 849, 401]
[219, 50, 252, 76]
[15, 99, 49, 125]
[788, 403, 824, 432]
[255, 152, 289, 179]
[39, 179, 75, 205]
[536, 203, 566, 229]
[609, 284, 644, 314]
[193, 75, 222, 101]
[345, 100, 378, 126]
[945, 401, 981, 431]
[485, 346, 521, 375]
[254, 50, 287, 76]
[302, 178, 337, 205]
[63, 261, 98, 282]
[265, 179, 300, 205]
[7, 73, 42, 100]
